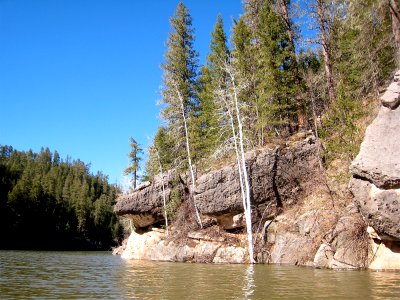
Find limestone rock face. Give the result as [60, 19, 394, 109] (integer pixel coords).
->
[195, 136, 320, 218]
[349, 71, 400, 270]
[367, 226, 400, 270]
[380, 70, 400, 109]
[120, 229, 247, 264]
[115, 135, 320, 229]
[114, 170, 179, 228]
[349, 178, 400, 240]
[350, 106, 400, 189]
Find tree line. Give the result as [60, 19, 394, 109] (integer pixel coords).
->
[0, 145, 123, 250]
[141, 0, 398, 181]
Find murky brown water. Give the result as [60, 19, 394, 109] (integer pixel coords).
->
[1, 250, 400, 299]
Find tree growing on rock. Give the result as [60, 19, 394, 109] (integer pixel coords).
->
[124, 137, 143, 189]
[160, 2, 202, 227]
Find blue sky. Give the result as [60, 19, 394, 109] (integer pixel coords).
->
[0, 0, 243, 187]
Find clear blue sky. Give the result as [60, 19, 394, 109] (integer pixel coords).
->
[0, 0, 243, 187]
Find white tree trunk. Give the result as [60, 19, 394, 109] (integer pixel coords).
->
[175, 87, 203, 228]
[224, 64, 255, 264]
[222, 94, 247, 219]
[156, 148, 169, 235]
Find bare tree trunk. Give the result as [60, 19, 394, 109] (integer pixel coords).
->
[227, 67, 255, 264]
[389, 0, 400, 63]
[316, 0, 336, 103]
[222, 93, 247, 225]
[175, 87, 203, 229]
[280, 0, 294, 51]
[133, 165, 137, 189]
[156, 148, 169, 235]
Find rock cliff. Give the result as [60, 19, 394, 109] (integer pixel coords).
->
[115, 74, 400, 270]
[349, 70, 400, 270]
[115, 134, 320, 229]
[115, 134, 368, 267]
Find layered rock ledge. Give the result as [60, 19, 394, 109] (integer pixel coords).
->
[115, 134, 320, 230]
[349, 71, 400, 270]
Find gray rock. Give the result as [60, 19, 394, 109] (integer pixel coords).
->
[114, 170, 179, 228]
[195, 137, 320, 217]
[116, 136, 320, 230]
[350, 106, 400, 189]
[350, 177, 400, 240]
[269, 232, 312, 264]
[313, 243, 334, 268]
[381, 81, 400, 109]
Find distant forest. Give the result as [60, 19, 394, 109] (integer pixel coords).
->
[0, 145, 123, 250]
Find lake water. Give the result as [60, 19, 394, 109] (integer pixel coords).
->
[1, 251, 400, 299]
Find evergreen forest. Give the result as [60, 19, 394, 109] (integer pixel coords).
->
[0, 146, 123, 250]
[144, 0, 399, 180]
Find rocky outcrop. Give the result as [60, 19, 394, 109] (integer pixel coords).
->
[313, 205, 368, 269]
[114, 170, 179, 228]
[121, 227, 248, 264]
[380, 70, 400, 109]
[349, 71, 400, 270]
[196, 135, 320, 224]
[350, 106, 400, 189]
[115, 134, 319, 230]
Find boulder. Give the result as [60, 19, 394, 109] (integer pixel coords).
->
[313, 205, 368, 270]
[212, 246, 247, 264]
[367, 226, 400, 270]
[313, 243, 334, 268]
[350, 106, 400, 189]
[114, 170, 179, 228]
[350, 178, 400, 240]
[121, 230, 164, 260]
[380, 80, 400, 109]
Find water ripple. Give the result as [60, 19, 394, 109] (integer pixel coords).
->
[1, 251, 400, 299]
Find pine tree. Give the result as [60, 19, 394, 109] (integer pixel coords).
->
[160, 2, 202, 227]
[255, 0, 299, 136]
[124, 137, 143, 189]
[145, 126, 174, 179]
[161, 1, 199, 165]
[196, 15, 230, 160]
[232, 16, 261, 144]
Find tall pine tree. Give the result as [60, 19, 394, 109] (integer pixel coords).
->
[160, 2, 202, 227]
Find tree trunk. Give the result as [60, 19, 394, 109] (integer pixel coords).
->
[175, 87, 203, 229]
[227, 67, 255, 264]
[389, 0, 400, 63]
[156, 148, 168, 235]
[133, 164, 137, 189]
[316, 0, 336, 103]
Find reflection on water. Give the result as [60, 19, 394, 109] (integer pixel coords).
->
[1, 250, 400, 299]
[243, 264, 255, 299]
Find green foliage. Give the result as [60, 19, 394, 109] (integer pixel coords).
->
[124, 137, 143, 189]
[160, 1, 199, 168]
[143, 0, 398, 182]
[319, 94, 364, 166]
[144, 126, 174, 180]
[0, 145, 122, 250]
[165, 178, 182, 221]
[194, 16, 230, 162]
[255, 0, 300, 135]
